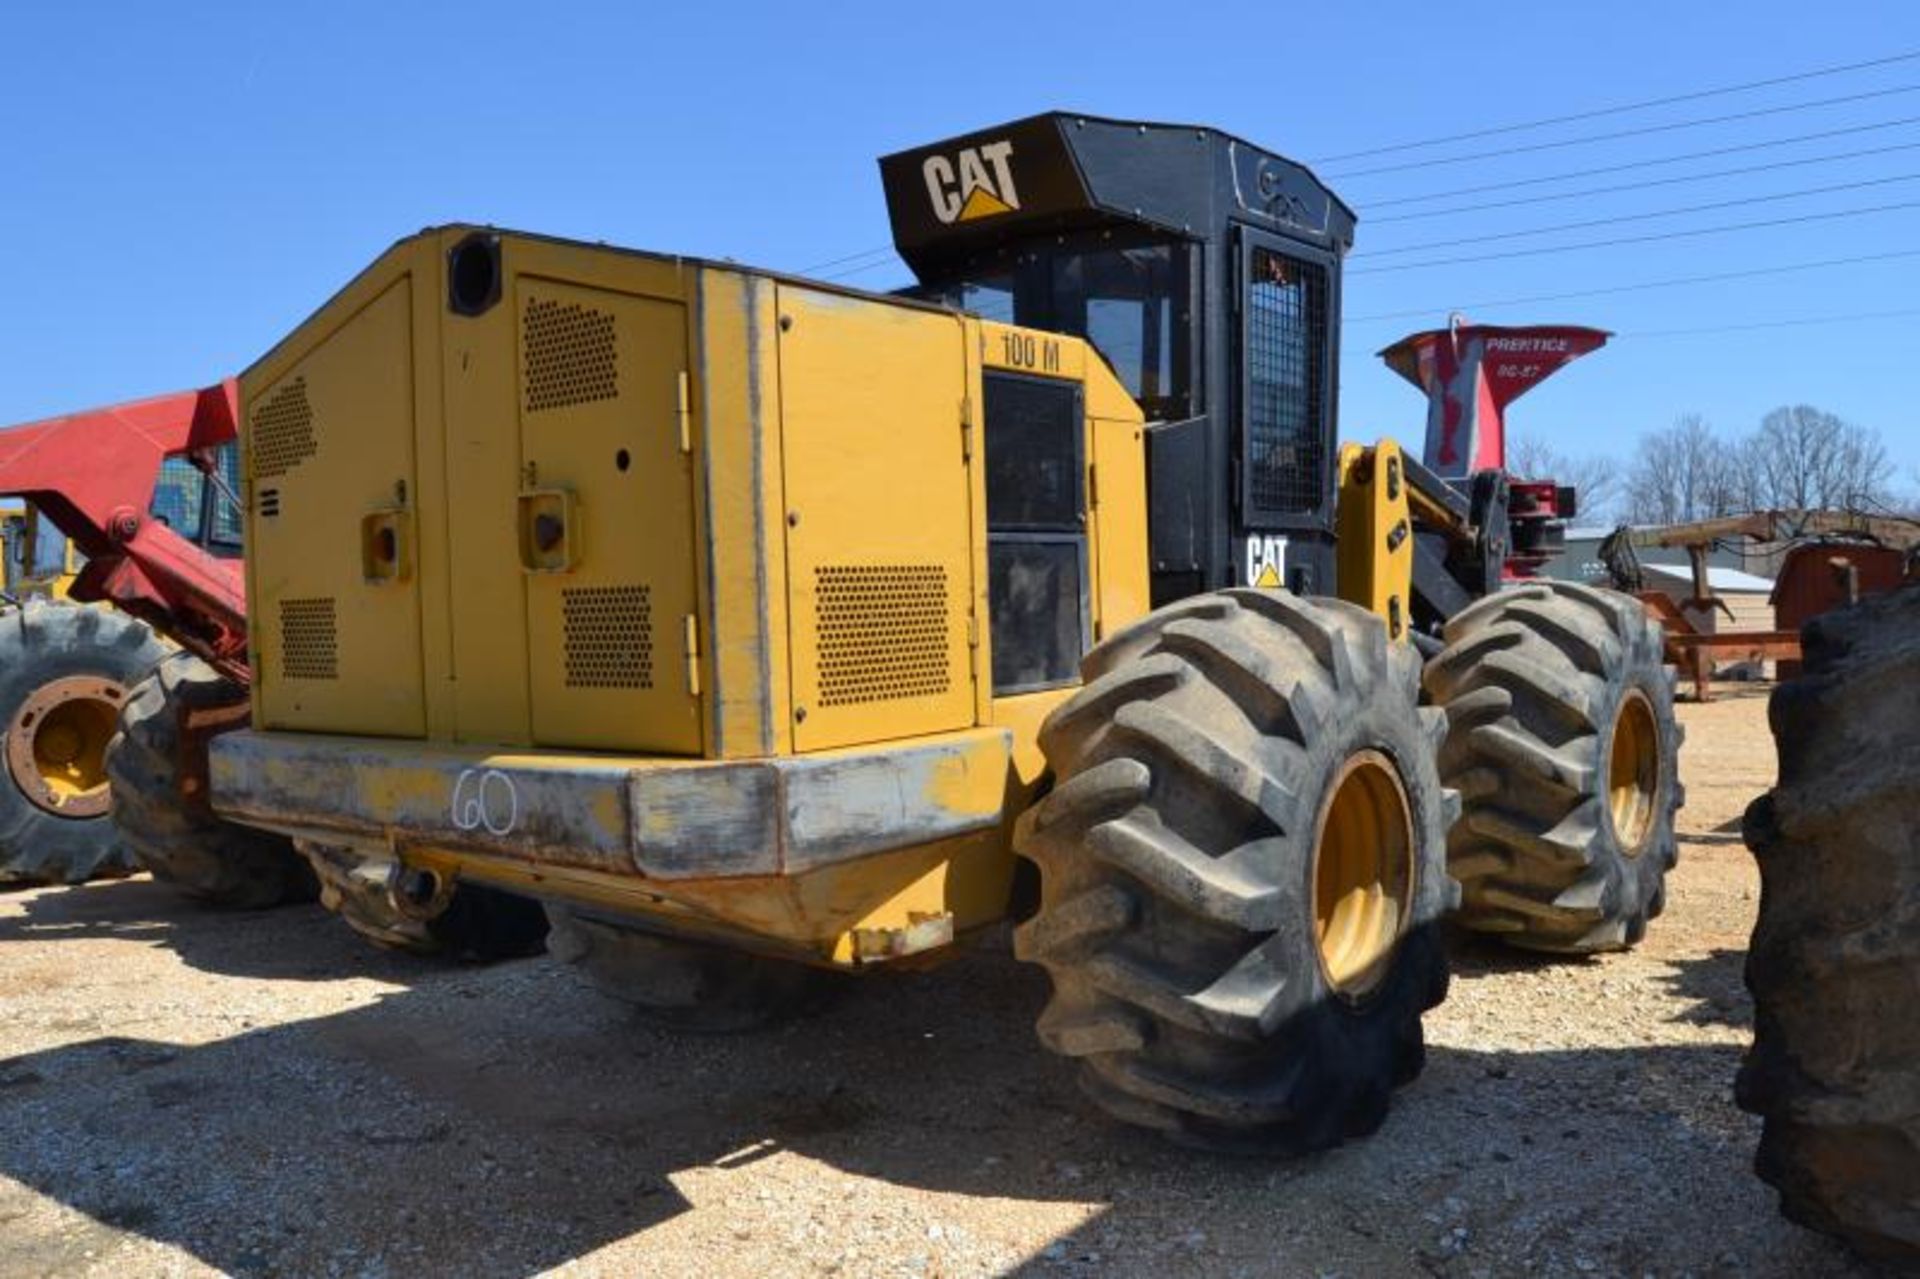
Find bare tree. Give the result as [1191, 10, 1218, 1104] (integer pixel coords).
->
[1723, 431, 1773, 515]
[1745, 405, 1893, 512]
[1569, 405, 1896, 530]
[1624, 414, 1747, 525]
[1507, 431, 1621, 524]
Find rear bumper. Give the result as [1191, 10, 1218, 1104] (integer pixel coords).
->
[207, 727, 1013, 881]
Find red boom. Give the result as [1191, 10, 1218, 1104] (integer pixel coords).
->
[0, 382, 250, 679]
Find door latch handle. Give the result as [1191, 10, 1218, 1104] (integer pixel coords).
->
[360, 509, 411, 584]
[517, 489, 579, 573]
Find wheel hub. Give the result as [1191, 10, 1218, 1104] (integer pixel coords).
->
[1313, 750, 1415, 998]
[1609, 689, 1662, 856]
[6, 675, 128, 818]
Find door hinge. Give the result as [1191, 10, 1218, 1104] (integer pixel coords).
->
[676, 371, 693, 454]
[1088, 461, 1099, 511]
[959, 395, 973, 462]
[966, 613, 979, 648]
[683, 613, 701, 696]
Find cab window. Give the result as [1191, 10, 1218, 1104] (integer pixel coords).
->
[28, 512, 69, 579]
[906, 236, 1197, 423]
[150, 456, 205, 537]
[1050, 245, 1184, 415]
[147, 443, 245, 552]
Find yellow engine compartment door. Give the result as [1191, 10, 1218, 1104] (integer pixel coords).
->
[517, 279, 702, 754]
[776, 287, 975, 753]
[251, 278, 427, 737]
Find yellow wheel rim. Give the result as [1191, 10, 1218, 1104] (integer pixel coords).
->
[6, 676, 126, 818]
[1313, 750, 1415, 998]
[1608, 689, 1661, 856]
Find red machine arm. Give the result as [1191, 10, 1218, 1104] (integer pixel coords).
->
[0, 382, 250, 680]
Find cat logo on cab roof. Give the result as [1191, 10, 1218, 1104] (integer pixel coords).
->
[922, 141, 1021, 225]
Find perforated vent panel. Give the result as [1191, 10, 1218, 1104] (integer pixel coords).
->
[815, 566, 951, 707]
[278, 597, 338, 681]
[562, 585, 653, 689]
[524, 296, 618, 412]
[252, 378, 318, 479]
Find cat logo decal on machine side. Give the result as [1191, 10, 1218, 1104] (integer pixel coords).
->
[1245, 535, 1288, 588]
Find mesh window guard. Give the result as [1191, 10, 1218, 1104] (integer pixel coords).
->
[1245, 249, 1328, 517]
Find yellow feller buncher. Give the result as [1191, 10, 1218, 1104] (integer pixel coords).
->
[165, 115, 1683, 1151]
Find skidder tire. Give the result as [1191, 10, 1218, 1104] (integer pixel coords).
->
[1425, 581, 1682, 953]
[299, 840, 549, 962]
[1013, 589, 1457, 1154]
[1737, 583, 1920, 1263]
[0, 599, 169, 884]
[546, 905, 846, 1033]
[105, 652, 317, 909]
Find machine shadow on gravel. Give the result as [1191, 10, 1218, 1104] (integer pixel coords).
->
[1655, 947, 1753, 1029]
[0, 878, 443, 985]
[0, 947, 1860, 1278]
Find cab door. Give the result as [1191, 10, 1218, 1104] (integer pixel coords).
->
[1235, 226, 1340, 595]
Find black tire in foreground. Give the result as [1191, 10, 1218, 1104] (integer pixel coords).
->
[1014, 589, 1458, 1154]
[1424, 581, 1683, 953]
[105, 652, 317, 909]
[299, 839, 550, 962]
[1738, 582, 1920, 1264]
[545, 905, 847, 1032]
[0, 599, 170, 884]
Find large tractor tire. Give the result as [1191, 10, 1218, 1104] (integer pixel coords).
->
[1013, 589, 1457, 1154]
[1424, 581, 1682, 953]
[104, 652, 317, 909]
[299, 839, 550, 962]
[546, 906, 847, 1033]
[0, 599, 169, 884]
[1737, 583, 1920, 1263]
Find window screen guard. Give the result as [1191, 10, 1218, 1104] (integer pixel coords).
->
[150, 455, 207, 538]
[1241, 241, 1331, 521]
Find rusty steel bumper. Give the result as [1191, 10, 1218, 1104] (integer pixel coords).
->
[206, 727, 1014, 882]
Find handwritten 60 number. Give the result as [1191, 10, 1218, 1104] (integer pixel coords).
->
[450, 768, 518, 837]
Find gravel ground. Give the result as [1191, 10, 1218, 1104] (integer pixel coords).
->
[0, 685, 1872, 1278]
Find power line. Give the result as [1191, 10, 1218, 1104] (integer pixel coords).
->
[797, 129, 1920, 274]
[783, 58, 1920, 275]
[1365, 116, 1920, 208]
[1313, 49, 1920, 163]
[789, 112, 1920, 280]
[818, 256, 910, 283]
[1355, 172, 1920, 258]
[1367, 139, 1920, 223]
[1328, 83, 1920, 179]
[796, 244, 896, 274]
[1342, 248, 1920, 323]
[1622, 306, 1920, 337]
[1348, 200, 1920, 275]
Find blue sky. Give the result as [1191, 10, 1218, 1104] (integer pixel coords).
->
[3, 2, 1916, 488]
